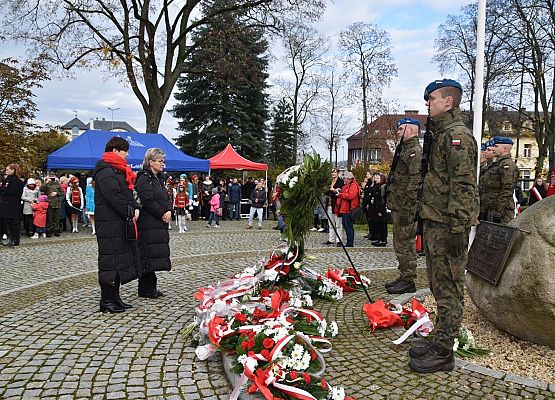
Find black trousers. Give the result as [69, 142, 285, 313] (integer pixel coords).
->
[5, 217, 21, 244]
[23, 214, 34, 236]
[138, 272, 157, 294]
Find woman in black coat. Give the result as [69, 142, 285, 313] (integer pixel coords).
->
[93, 137, 141, 313]
[135, 148, 172, 298]
[0, 163, 24, 246]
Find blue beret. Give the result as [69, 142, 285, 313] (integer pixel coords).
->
[486, 140, 494, 148]
[424, 79, 463, 101]
[396, 117, 421, 129]
[481, 143, 487, 151]
[492, 136, 513, 145]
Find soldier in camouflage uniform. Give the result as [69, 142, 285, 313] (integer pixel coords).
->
[478, 140, 495, 220]
[409, 79, 479, 374]
[481, 136, 519, 223]
[385, 117, 422, 294]
[41, 171, 63, 237]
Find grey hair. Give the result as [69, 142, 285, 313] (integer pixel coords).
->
[343, 171, 354, 179]
[143, 148, 165, 169]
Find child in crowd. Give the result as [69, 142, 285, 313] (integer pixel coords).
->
[32, 195, 49, 238]
[174, 184, 189, 233]
[85, 178, 96, 235]
[66, 176, 84, 233]
[207, 187, 221, 228]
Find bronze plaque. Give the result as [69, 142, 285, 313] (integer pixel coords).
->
[466, 221, 518, 285]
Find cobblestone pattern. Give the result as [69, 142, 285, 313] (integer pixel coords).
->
[0, 220, 398, 294]
[1, 223, 552, 399]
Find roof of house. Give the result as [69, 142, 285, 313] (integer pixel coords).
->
[347, 112, 428, 141]
[61, 118, 138, 132]
[61, 118, 88, 130]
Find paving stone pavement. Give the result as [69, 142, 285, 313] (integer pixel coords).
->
[0, 220, 553, 399]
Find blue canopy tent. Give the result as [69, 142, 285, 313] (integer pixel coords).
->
[47, 130, 209, 171]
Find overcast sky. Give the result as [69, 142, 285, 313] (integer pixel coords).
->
[2, 0, 472, 160]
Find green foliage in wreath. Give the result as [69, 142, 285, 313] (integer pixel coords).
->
[277, 150, 331, 259]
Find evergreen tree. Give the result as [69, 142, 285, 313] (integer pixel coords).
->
[171, 0, 269, 162]
[267, 98, 295, 166]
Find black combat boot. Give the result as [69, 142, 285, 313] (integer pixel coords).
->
[409, 336, 432, 358]
[409, 343, 454, 373]
[387, 279, 416, 294]
[99, 284, 125, 313]
[384, 277, 403, 289]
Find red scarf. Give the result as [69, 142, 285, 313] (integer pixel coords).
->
[101, 152, 136, 190]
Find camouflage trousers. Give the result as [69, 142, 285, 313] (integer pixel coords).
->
[423, 219, 469, 350]
[481, 208, 513, 224]
[391, 211, 417, 281]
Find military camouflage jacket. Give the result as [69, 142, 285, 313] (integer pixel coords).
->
[420, 108, 479, 233]
[387, 136, 422, 211]
[481, 154, 518, 213]
[41, 180, 63, 208]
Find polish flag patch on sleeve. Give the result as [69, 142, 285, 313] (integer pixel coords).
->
[451, 139, 461, 146]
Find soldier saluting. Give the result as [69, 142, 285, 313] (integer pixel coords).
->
[409, 79, 479, 374]
[385, 117, 422, 295]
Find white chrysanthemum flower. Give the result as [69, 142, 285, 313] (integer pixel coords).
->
[237, 354, 248, 365]
[273, 327, 289, 341]
[453, 338, 459, 352]
[290, 297, 302, 308]
[252, 325, 264, 334]
[291, 344, 304, 360]
[303, 295, 313, 307]
[288, 176, 299, 188]
[331, 386, 346, 400]
[329, 321, 339, 337]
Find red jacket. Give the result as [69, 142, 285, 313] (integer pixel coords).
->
[335, 179, 360, 215]
[32, 202, 49, 227]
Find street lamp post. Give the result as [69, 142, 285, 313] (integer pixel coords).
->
[107, 107, 120, 130]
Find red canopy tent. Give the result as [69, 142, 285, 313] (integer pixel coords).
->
[209, 144, 269, 217]
[209, 143, 268, 172]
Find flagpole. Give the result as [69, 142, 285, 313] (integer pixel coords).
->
[470, 0, 487, 245]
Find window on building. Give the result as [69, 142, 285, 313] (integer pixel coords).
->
[71, 126, 79, 136]
[351, 149, 362, 162]
[523, 143, 532, 158]
[521, 170, 531, 191]
[367, 148, 381, 162]
[503, 121, 512, 131]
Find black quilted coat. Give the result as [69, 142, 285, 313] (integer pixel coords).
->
[92, 160, 141, 286]
[135, 168, 172, 274]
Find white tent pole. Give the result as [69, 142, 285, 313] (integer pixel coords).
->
[470, 0, 487, 245]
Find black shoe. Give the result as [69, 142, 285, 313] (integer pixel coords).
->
[138, 290, 163, 299]
[323, 241, 334, 245]
[272, 226, 280, 230]
[363, 234, 371, 239]
[371, 240, 380, 246]
[387, 279, 416, 294]
[99, 300, 125, 313]
[409, 343, 454, 373]
[374, 241, 387, 247]
[322, 229, 329, 233]
[54, 232, 61, 237]
[409, 336, 431, 358]
[384, 277, 403, 289]
[336, 243, 342, 247]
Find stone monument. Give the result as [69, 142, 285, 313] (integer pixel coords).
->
[466, 195, 555, 348]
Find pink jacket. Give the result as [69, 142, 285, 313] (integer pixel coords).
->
[32, 202, 49, 227]
[209, 193, 221, 212]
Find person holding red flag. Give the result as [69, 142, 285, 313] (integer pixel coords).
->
[547, 167, 555, 197]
